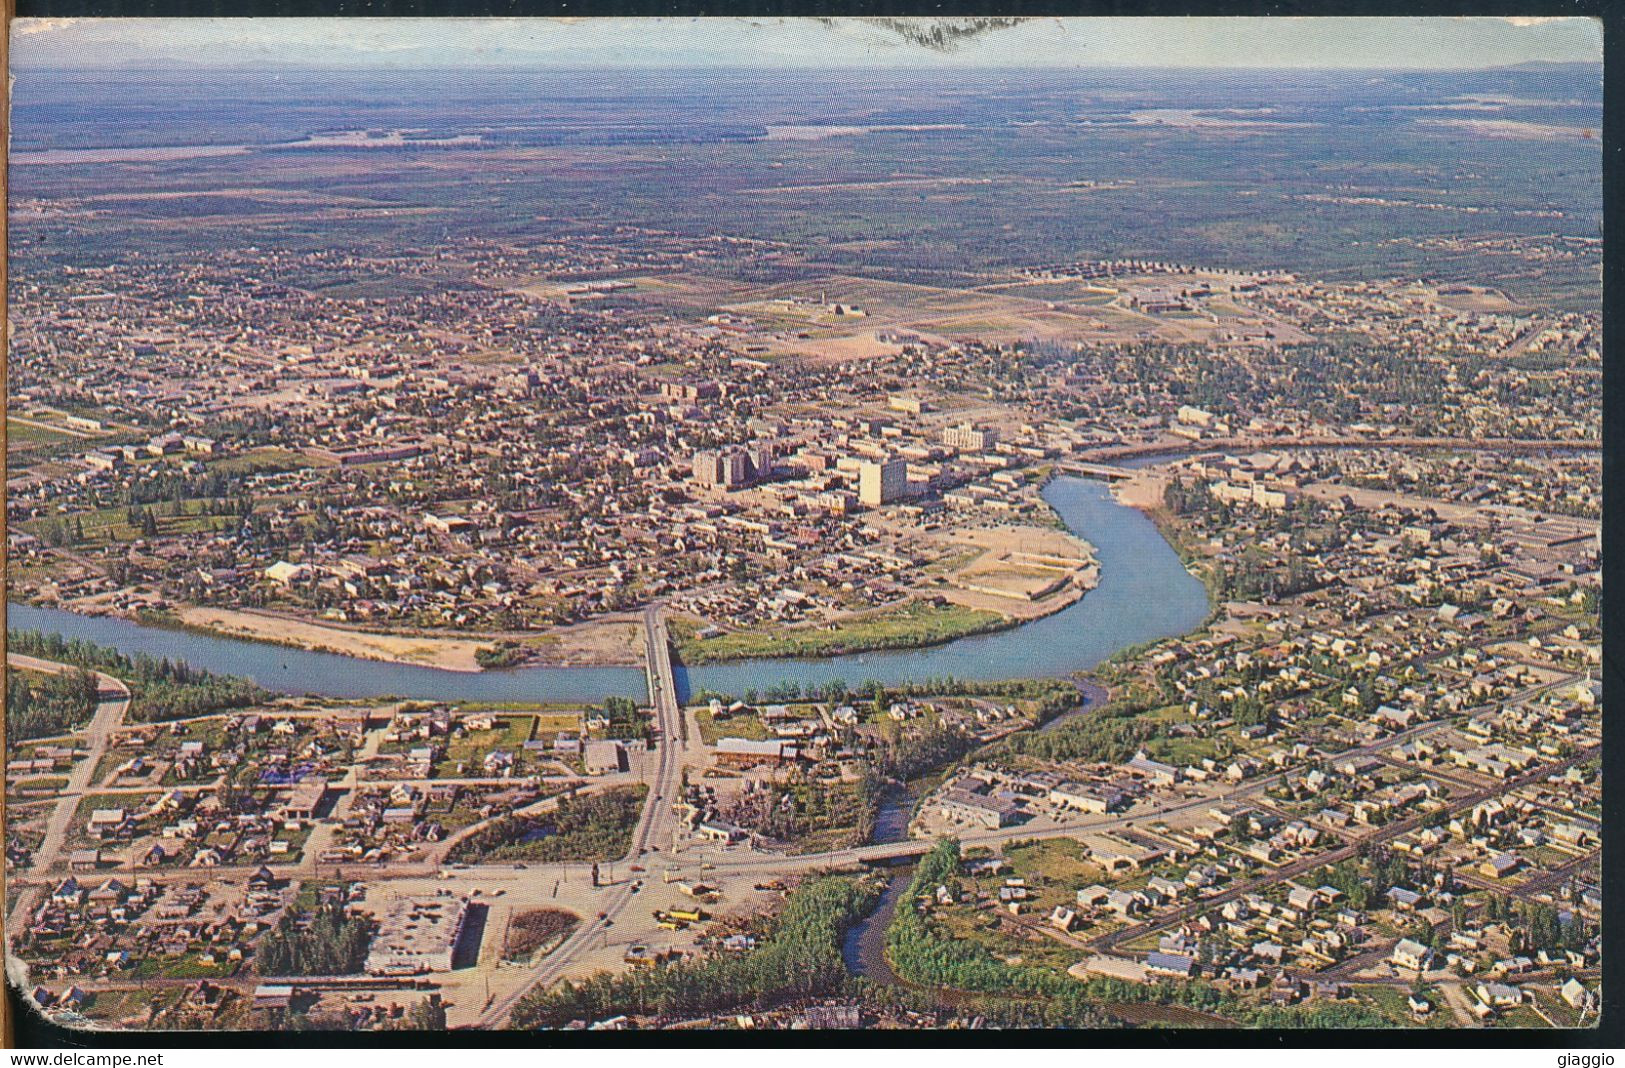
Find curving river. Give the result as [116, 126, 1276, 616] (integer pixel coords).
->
[6, 477, 1209, 704]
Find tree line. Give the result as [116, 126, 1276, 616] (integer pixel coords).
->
[701, 675, 1078, 709]
[8, 629, 267, 723]
[510, 874, 879, 1028]
[995, 692, 1161, 765]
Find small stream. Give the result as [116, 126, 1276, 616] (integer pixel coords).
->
[1038, 678, 1110, 734]
[841, 867, 913, 988]
[870, 786, 915, 845]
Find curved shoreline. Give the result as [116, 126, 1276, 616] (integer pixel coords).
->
[12, 602, 644, 673]
[28, 590, 1075, 674]
[152, 607, 489, 672]
[24, 507, 1105, 674]
[673, 539, 1101, 667]
[6, 477, 1212, 704]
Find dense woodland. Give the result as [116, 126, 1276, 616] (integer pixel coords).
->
[597, 695, 652, 742]
[997, 693, 1162, 765]
[6, 666, 99, 742]
[8, 629, 267, 723]
[257, 904, 376, 977]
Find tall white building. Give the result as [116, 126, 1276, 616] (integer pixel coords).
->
[943, 423, 997, 452]
[859, 456, 908, 506]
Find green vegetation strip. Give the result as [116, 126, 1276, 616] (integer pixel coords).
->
[673, 601, 1008, 664]
[258, 903, 376, 977]
[7, 666, 99, 742]
[9, 630, 267, 724]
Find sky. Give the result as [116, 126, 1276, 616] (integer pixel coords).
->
[9, 16, 1604, 70]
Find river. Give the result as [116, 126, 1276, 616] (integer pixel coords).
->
[6, 476, 1208, 704]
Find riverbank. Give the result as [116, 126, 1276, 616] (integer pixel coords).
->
[931, 522, 1099, 619]
[172, 606, 491, 671]
[671, 600, 1015, 665]
[673, 522, 1099, 665]
[33, 541, 1103, 673]
[25, 599, 651, 673]
[173, 606, 647, 671]
[7, 477, 1213, 704]
[22, 487, 1109, 674]
[1133, 504, 1226, 624]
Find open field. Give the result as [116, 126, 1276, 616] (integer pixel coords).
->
[147, 607, 645, 671]
[934, 524, 1099, 614]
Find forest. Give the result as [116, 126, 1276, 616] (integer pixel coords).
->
[256, 903, 376, 977]
[6, 665, 99, 741]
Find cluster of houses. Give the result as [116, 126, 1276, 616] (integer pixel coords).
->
[108, 711, 366, 792]
[373, 705, 593, 780]
[327, 781, 544, 864]
[7, 740, 83, 782]
[706, 696, 1040, 776]
[20, 869, 288, 989]
[71, 785, 314, 871]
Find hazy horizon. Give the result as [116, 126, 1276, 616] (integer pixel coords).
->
[10, 16, 1605, 71]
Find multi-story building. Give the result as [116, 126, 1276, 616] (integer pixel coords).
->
[693, 446, 770, 489]
[693, 450, 725, 487]
[943, 423, 998, 452]
[859, 456, 908, 506]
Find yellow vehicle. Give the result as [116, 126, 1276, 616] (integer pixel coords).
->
[668, 907, 706, 924]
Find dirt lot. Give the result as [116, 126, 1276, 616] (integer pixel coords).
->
[913, 522, 1100, 619]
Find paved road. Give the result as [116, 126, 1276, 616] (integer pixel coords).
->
[632, 605, 686, 858]
[7, 655, 132, 940]
[452, 693, 1547, 920]
[473, 605, 690, 1028]
[19, 632, 1580, 1024]
[11, 655, 131, 879]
